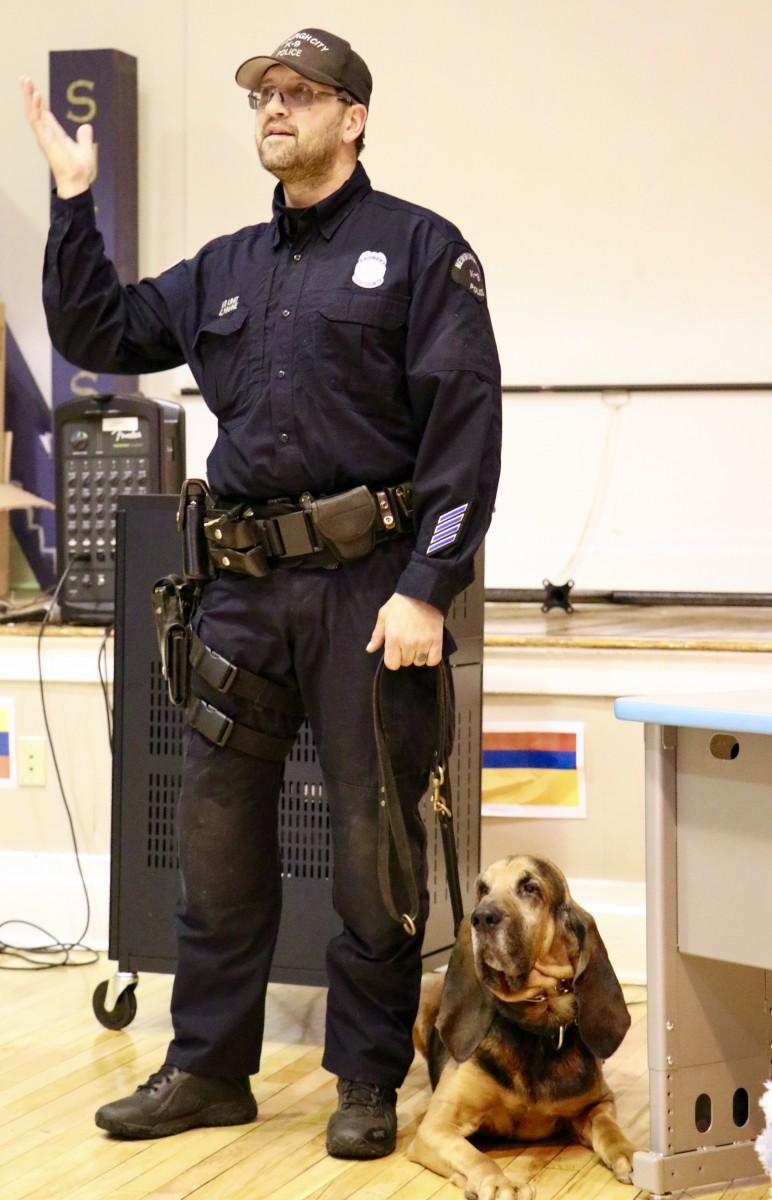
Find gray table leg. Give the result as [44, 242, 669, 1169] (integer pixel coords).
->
[633, 724, 770, 1196]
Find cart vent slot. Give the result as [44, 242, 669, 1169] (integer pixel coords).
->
[286, 719, 316, 765]
[149, 660, 186, 757]
[709, 734, 739, 760]
[280, 779, 331, 880]
[147, 771, 180, 869]
[732, 1087, 749, 1127]
[694, 1092, 712, 1133]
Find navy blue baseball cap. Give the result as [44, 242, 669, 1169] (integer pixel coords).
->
[236, 28, 372, 107]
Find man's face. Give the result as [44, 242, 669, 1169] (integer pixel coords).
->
[255, 65, 349, 187]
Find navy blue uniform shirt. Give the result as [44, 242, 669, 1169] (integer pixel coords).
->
[43, 163, 501, 614]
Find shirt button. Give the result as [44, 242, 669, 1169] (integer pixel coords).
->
[280, 432, 290, 443]
[282, 309, 291, 318]
[293, 253, 302, 262]
[277, 369, 286, 379]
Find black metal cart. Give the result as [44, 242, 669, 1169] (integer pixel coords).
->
[94, 493, 483, 1029]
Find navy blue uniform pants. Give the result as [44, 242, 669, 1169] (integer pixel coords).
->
[164, 539, 446, 1089]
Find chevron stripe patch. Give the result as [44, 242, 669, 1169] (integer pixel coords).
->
[426, 503, 469, 555]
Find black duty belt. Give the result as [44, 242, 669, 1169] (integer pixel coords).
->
[203, 482, 413, 578]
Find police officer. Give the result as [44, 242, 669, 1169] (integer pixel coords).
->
[21, 27, 501, 1160]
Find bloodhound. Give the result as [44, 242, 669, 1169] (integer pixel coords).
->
[408, 854, 637, 1200]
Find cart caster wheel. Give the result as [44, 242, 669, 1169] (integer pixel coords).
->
[92, 979, 138, 1030]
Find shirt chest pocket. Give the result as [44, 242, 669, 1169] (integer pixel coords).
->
[313, 293, 409, 412]
[194, 306, 257, 421]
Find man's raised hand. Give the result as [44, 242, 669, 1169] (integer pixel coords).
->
[20, 76, 95, 198]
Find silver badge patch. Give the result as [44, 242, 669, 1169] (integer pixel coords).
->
[352, 251, 387, 289]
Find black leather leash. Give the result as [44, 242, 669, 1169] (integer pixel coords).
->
[373, 658, 464, 938]
[433, 662, 465, 937]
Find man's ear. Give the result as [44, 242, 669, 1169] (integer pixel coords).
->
[342, 103, 367, 146]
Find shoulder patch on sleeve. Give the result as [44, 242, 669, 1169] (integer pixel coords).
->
[427, 503, 469, 554]
[451, 251, 486, 303]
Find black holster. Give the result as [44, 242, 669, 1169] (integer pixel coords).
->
[151, 575, 198, 706]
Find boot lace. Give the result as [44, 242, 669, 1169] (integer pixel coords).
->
[338, 1080, 391, 1114]
[137, 1065, 180, 1093]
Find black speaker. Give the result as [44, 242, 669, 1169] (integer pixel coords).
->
[98, 493, 482, 1027]
[54, 394, 185, 624]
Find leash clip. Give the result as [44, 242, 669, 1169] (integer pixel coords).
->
[431, 764, 452, 819]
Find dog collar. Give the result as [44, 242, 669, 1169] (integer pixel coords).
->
[522, 977, 574, 1005]
[518, 977, 576, 1050]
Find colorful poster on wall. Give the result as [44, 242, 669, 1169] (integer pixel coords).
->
[481, 721, 585, 819]
[0, 699, 15, 786]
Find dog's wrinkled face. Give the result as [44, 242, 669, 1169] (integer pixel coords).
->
[470, 855, 578, 1009]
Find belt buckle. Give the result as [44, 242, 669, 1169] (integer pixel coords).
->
[274, 509, 316, 557]
[213, 712, 234, 746]
[197, 700, 234, 746]
[207, 648, 238, 694]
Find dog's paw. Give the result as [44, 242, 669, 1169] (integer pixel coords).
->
[462, 1170, 536, 1200]
[610, 1150, 634, 1184]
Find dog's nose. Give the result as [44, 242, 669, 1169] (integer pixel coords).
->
[471, 902, 502, 930]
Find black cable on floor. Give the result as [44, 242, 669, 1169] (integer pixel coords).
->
[0, 559, 101, 970]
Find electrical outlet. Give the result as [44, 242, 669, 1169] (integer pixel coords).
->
[18, 737, 47, 787]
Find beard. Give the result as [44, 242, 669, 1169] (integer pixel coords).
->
[257, 111, 345, 188]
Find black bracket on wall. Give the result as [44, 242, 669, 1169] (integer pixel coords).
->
[541, 579, 575, 613]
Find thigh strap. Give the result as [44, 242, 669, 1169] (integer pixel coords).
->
[187, 696, 297, 761]
[189, 631, 304, 715]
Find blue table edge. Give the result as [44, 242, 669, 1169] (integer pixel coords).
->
[614, 691, 772, 734]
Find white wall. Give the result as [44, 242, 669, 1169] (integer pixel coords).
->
[486, 386, 772, 591]
[4, 1, 772, 583]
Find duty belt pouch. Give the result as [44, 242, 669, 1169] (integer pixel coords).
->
[151, 575, 198, 706]
[177, 478, 214, 583]
[311, 486, 378, 562]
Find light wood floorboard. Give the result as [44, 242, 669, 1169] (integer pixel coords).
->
[0, 957, 768, 1199]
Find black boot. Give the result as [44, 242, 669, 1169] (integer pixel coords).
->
[95, 1065, 257, 1139]
[326, 1078, 397, 1159]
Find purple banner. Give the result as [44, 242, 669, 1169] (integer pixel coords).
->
[6, 324, 56, 587]
[48, 49, 139, 404]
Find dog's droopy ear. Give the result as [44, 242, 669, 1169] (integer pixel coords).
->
[570, 903, 631, 1060]
[436, 915, 495, 1062]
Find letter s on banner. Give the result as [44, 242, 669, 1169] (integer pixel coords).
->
[66, 79, 96, 123]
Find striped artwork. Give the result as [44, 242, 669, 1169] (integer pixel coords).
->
[0, 701, 13, 784]
[481, 723, 585, 818]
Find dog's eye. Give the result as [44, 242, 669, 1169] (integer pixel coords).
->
[517, 877, 542, 899]
[476, 880, 490, 900]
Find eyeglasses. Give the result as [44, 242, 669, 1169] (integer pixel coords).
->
[248, 84, 354, 112]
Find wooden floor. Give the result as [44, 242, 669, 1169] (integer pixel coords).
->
[0, 958, 768, 1200]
